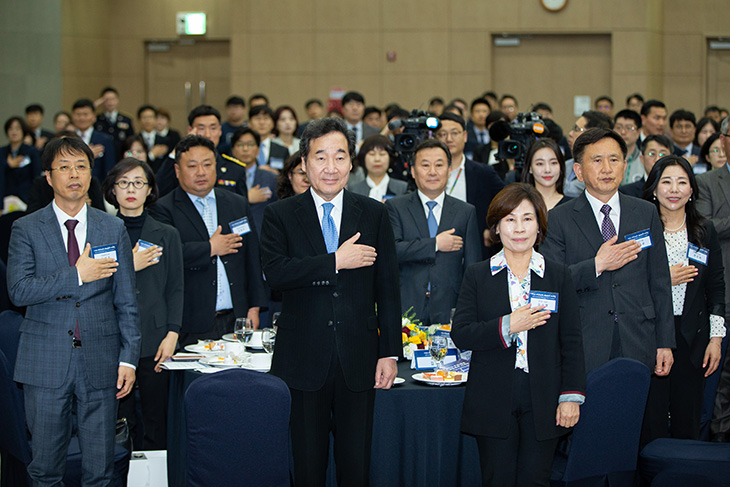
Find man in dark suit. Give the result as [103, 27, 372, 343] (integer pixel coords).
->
[436, 112, 505, 259]
[72, 98, 117, 181]
[7, 136, 140, 485]
[248, 105, 290, 171]
[221, 95, 247, 148]
[137, 105, 172, 172]
[697, 116, 730, 441]
[464, 97, 491, 160]
[619, 134, 672, 198]
[540, 128, 675, 375]
[341, 91, 380, 144]
[25, 104, 55, 151]
[386, 139, 480, 325]
[149, 135, 266, 346]
[155, 105, 248, 198]
[260, 118, 402, 486]
[94, 87, 135, 157]
[670, 109, 701, 165]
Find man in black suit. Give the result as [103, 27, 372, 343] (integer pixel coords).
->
[619, 134, 672, 198]
[72, 98, 117, 181]
[25, 104, 55, 151]
[341, 91, 380, 145]
[155, 105, 248, 198]
[94, 87, 135, 158]
[386, 139, 480, 325]
[540, 128, 675, 375]
[465, 97, 491, 160]
[248, 105, 290, 171]
[670, 109, 701, 165]
[260, 117, 402, 486]
[137, 105, 172, 172]
[149, 135, 266, 346]
[436, 112, 505, 259]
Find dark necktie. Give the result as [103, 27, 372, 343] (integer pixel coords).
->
[65, 219, 81, 339]
[600, 204, 616, 241]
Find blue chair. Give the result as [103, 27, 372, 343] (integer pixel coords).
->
[0, 311, 130, 487]
[640, 438, 730, 485]
[185, 368, 291, 487]
[551, 358, 651, 487]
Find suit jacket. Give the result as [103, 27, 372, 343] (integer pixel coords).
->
[696, 168, 730, 314]
[149, 187, 266, 334]
[7, 204, 140, 389]
[89, 130, 117, 182]
[673, 143, 701, 159]
[249, 166, 279, 236]
[155, 153, 248, 199]
[465, 121, 489, 160]
[260, 189, 402, 392]
[131, 214, 184, 358]
[618, 176, 646, 199]
[464, 158, 505, 259]
[348, 177, 408, 199]
[141, 132, 173, 174]
[540, 192, 675, 372]
[0, 143, 42, 204]
[676, 222, 725, 368]
[385, 192, 480, 324]
[451, 258, 585, 440]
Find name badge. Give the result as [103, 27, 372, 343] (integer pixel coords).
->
[269, 158, 285, 170]
[91, 244, 118, 261]
[19, 156, 31, 168]
[137, 239, 162, 262]
[687, 243, 709, 265]
[529, 291, 559, 313]
[229, 217, 251, 235]
[625, 229, 653, 249]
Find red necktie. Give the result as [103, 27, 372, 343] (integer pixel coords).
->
[64, 219, 81, 339]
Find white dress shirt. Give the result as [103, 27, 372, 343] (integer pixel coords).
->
[446, 155, 468, 203]
[311, 188, 344, 235]
[366, 174, 390, 202]
[584, 190, 621, 237]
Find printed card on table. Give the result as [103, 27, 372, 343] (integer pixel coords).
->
[412, 348, 459, 370]
[90, 244, 118, 261]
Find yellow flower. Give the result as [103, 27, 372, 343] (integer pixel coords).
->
[408, 336, 421, 345]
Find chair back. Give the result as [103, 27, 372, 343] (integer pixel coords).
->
[185, 368, 291, 487]
[562, 358, 651, 481]
[0, 347, 32, 465]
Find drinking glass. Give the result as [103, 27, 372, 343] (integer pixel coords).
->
[262, 327, 276, 354]
[429, 335, 448, 371]
[234, 318, 254, 346]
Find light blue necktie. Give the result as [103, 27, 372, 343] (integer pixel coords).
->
[198, 197, 223, 296]
[426, 201, 438, 238]
[322, 202, 338, 253]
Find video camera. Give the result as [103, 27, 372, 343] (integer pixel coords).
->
[489, 112, 547, 171]
[389, 110, 441, 168]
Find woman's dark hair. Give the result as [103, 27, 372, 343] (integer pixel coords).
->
[102, 158, 159, 209]
[121, 134, 149, 163]
[642, 155, 705, 247]
[357, 135, 394, 175]
[4, 116, 29, 137]
[277, 151, 304, 200]
[521, 138, 566, 195]
[695, 117, 720, 146]
[272, 106, 299, 137]
[486, 183, 548, 249]
[699, 133, 723, 167]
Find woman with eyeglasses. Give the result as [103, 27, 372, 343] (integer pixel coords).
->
[102, 157, 184, 450]
[700, 133, 727, 171]
[640, 155, 725, 445]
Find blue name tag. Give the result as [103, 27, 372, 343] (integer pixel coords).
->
[91, 244, 118, 261]
[269, 158, 285, 170]
[229, 217, 251, 235]
[625, 229, 653, 249]
[529, 291, 559, 312]
[412, 348, 459, 370]
[137, 239, 161, 262]
[687, 243, 709, 265]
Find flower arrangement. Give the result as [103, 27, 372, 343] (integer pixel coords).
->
[401, 307, 452, 360]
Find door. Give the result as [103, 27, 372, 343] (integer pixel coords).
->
[146, 40, 230, 134]
[707, 41, 730, 109]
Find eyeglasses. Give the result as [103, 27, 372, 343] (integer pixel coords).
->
[125, 150, 145, 157]
[115, 180, 149, 189]
[614, 124, 637, 132]
[572, 125, 586, 133]
[49, 164, 90, 174]
[710, 148, 726, 155]
[645, 151, 669, 158]
[435, 130, 464, 140]
[235, 142, 257, 149]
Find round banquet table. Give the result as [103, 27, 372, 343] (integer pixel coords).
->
[166, 360, 481, 486]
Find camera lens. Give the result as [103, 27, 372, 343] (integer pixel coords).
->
[399, 135, 416, 151]
[505, 142, 520, 158]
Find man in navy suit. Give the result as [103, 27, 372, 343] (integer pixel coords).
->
[72, 98, 117, 181]
[7, 136, 140, 485]
[670, 109, 701, 164]
[436, 112, 505, 259]
[386, 139, 480, 325]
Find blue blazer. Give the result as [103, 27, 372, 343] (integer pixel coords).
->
[7, 204, 140, 389]
[0, 143, 42, 205]
[249, 167, 279, 236]
[89, 130, 117, 182]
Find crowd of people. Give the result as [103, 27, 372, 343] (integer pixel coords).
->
[2, 86, 730, 486]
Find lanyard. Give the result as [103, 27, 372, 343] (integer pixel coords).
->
[448, 167, 463, 195]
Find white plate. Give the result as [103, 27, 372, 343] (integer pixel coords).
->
[222, 333, 264, 349]
[412, 372, 467, 386]
[199, 356, 245, 368]
[393, 377, 405, 386]
[241, 363, 271, 373]
[184, 343, 223, 354]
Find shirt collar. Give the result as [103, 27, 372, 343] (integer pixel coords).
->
[77, 127, 93, 140]
[310, 187, 344, 210]
[490, 248, 545, 278]
[186, 188, 216, 206]
[52, 199, 88, 224]
[416, 189, 445, 209]
[584, 189, 620, 213]
[366, 173, 389, 190]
